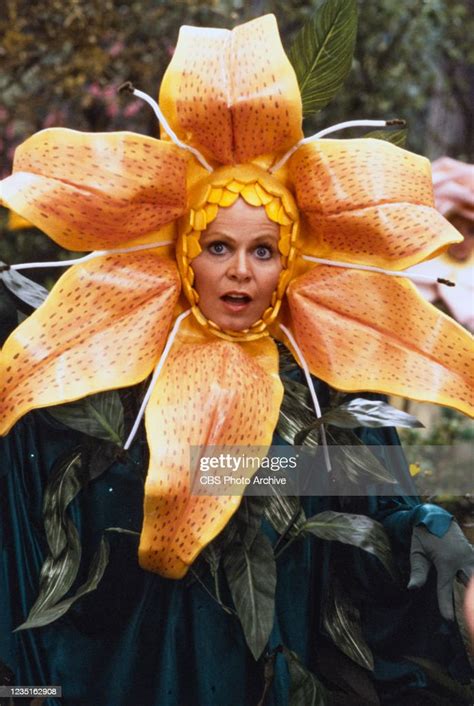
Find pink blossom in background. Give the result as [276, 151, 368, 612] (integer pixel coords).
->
[108, 40, 124, 58]
[407, 157, 474, 331]
[123, 101, 143, 118]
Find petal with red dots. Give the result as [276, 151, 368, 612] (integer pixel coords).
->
[0, 253, 181, 435]
[0, 129, 188, 251]
[285, 266, 473, 416]
[139, 318, 283, 578]
[159, 14, 303, 165]
[290, 139, 462, 269]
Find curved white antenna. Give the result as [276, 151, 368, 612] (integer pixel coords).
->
[119, 82, 213, 173]
[279, 323, 332, 473]
[10, 240, 174, 271]
[123, 309, 192, 450]
[270, 119, 405, 173]
[302, 255, 455, 287]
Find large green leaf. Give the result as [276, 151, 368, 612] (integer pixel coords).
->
[282, 647, 328, 706]
[364, 128, 408, 148]
[235, 496, 267, 550]
[301, 511, 396, 577]
[223, 532, 276, 660]
[323, 577, 374, 671]
[277, 379, 320, 448]
[48, 390, 125, 444]
[288, 0, 358, 117]
[314, 427, 396, 486]
[318, 398, 423, 430]
[16, 537, 110, 631]
[42, 450, 84, 558]
[17, 451, 84, 627]
[263, 492, 307, 538]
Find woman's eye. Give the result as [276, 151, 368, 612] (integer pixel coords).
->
[255, 245, 273, 259]
[208, 242, 227, 255]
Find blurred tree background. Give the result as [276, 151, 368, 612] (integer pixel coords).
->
[1, 0, 473, 268]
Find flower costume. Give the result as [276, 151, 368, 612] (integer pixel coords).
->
[0, 14, 472, 580]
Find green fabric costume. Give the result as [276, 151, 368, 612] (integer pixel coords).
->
[0, 364, 471, 706]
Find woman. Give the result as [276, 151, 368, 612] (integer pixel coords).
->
[1, 14, 473, 706]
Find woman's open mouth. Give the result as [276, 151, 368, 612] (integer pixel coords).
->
[220, 292, 252, 312]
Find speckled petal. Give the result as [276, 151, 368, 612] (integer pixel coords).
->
[286, 266, 473, 416]
[290, 139, 462, 269]
[159, 14, 302, 165]
[0, 129, 188, 251]
[0, 253, 180, 434]
[139, 320, 283, 578]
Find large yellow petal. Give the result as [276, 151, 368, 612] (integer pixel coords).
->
[0, 253, 180, 434]
[0, 129, 188, 251]
[139, 319, 283, 578]
[286, 266, 473, 416]
[159, 14, 303, 166]
[290, 139, 462, 269]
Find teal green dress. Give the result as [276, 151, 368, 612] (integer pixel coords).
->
[0, 369, 471, 706]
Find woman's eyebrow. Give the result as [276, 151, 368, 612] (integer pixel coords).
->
[202, 230, 279, 243]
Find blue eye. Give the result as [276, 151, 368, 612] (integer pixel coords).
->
[208, 242, 227, 255]
[255, 245, 273, 259]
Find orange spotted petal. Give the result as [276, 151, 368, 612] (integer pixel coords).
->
[139, 320, 283, 578]
[290, 139, 462, 269]
[159, 14, 303, 166]
[0, 129, 188, 251]
[0, 253, 180, 435]
[286, 266, 473, 417]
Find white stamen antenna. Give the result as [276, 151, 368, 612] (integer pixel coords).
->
[119, 82, 213, 173]
[270, 119, 404, 173]
[279, 323, 332, 473]
[10, 240, 174, 271]
[302, 255, 455, 287]
[123, 309, 192, 451]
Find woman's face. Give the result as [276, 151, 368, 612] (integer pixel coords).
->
[191, 198, 282, 331]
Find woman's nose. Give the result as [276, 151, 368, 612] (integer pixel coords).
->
[226, 251, 251, 281]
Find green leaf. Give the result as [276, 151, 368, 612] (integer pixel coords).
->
[18, 451, 84, 626]
[0, 262, 48, 311]
[235, 496, 267, 550]
[364, 128, 408, 148]
[48, 390, 125, 444]
[288, 0, 358, 117]
[201, 517, 238, 576]
[278, 380, 320, 449]
[320, 427, 396, 485]
[323, 578, 374, 671]
[42, 450, 84, 558]
[25, 521, 82, 622]
[256, 651, 277, 706]
[105, 527, 140, 537]
[319, 398, 423, 430]
[16, 537, 110, 631]
[223, 532, 276, 660]
[263, 492, 307, 538]
[281, 646, 328, 706]
[301, 511, 396, 578]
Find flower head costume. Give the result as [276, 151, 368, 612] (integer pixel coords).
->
[0, 15, 472, 579]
